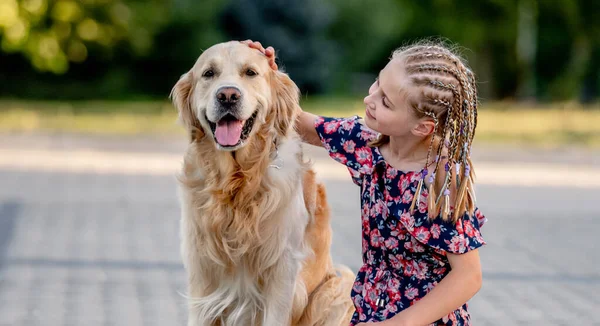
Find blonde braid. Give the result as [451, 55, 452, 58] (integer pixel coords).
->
[396, 42, 478, 221]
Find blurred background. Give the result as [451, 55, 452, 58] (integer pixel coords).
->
[0, 0, 599, 325]
[0, 0, 599, 145]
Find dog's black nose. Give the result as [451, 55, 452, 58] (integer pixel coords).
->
[217, 87, 241, 104]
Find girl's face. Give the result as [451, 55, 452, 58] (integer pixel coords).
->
[363, 57, 422, 138]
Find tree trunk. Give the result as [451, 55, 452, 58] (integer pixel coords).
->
[516, 0, 538, 101]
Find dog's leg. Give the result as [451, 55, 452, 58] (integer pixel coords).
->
[300, 180, 334, 295]
[180, 189, 218, 326]
[291, 277, 309, 325]
[187, 310, 199, 326]
[262, 251, 300, 326]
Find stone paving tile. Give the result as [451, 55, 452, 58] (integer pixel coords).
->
[0, 148, 598, 325]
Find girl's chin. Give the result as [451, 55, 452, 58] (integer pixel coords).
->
[364, 116, 376, 130]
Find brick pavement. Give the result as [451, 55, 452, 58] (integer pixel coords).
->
[0, 135, 598, 326]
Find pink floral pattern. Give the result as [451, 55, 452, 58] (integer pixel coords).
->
[315, 116, 487, 325]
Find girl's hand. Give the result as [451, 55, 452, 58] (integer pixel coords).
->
[241, 39, 278, 70]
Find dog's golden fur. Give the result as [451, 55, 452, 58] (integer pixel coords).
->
[171, 41, 354, 326]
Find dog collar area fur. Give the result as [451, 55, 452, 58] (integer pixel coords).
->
[269, 139, 284, 169]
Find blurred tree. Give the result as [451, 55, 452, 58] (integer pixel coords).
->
[126, 0, 226, 96]
[381, 0, 521, 100]
[580, 0, 600, 103]
[516, 0, 537, 100]
[536, 0, 598, 101]
[0, 0, 226, 99]
[0, 0, 171, 74]
[324, 0, 408, 94]
[0, 0, 597, 102]
[218, 0, 338, 94]
[322, 0, 523, 100]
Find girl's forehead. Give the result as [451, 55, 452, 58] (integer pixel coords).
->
[380, 58, 410, 95]
[384, 57, 406, 76]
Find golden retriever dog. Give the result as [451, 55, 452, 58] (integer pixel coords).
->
[170, 41, 354, 326]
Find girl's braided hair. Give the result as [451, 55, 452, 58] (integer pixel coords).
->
[371, 39, 479, 221]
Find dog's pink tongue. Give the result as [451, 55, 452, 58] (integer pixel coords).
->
[215, 120, 243, 146]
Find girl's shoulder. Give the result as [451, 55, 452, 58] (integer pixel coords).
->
[316, 115, 379, 142]
[314, 115, 380, 185]
[397, 204, 487, 255]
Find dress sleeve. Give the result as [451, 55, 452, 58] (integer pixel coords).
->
[314, 115, 378, 185]
[399, 206, 487, 254]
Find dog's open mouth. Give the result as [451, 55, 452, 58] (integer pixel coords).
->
[207, 110, 258, 148]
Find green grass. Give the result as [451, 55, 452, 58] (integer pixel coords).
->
[0, 100, 180, 135]
[1, 98, 599, 148]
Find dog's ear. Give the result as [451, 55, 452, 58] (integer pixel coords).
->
[170, 71, 204, 141]
[270, 70, 301, 137]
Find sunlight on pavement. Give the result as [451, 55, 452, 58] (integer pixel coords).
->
[0, 148, 599, 188]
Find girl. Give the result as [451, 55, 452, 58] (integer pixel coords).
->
[244, 40, 486, 326]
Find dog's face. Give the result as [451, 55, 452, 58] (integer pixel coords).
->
[171, 41, 299, 151]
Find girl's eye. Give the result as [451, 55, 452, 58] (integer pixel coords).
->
[202, 69, 214, 78]
[382, 96, 389, 108]
[246, 69, 257, 77]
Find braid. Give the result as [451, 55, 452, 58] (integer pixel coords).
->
[399, 44, 456, 58]
[422, 52, 477, 158]
[408, 63, 472, 165]
[407, 64, 468, 108]
[411, 78, 456, 175]
[417, 66, 463, 165]
[452, 64, 477, 219]
[396, 42, 479, 221]
[465, 68, 478, 148]
[404, 52, 447, 64]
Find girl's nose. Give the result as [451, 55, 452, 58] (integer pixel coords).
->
[364, 80, 377, 106]
[364, 94, 374, 108]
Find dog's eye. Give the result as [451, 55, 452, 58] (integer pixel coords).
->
[245, 69, 257, 77]
[202, 69, 214, 78]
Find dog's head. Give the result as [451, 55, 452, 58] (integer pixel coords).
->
[171, 41, 300, 151]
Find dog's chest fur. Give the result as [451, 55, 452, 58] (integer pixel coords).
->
[178, 136, 310, 325]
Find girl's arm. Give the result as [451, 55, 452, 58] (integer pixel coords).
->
[296, 110, 322, 147]
[379, 249, 482, 326]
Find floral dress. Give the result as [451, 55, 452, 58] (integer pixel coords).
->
[314, 116, 487, 326]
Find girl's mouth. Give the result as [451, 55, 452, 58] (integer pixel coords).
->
[365, 108, 375, 120]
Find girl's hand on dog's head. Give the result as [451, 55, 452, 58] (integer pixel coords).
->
[241, 39, 278, 70]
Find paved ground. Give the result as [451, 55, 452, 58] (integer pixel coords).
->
[0, 133, 598, 326]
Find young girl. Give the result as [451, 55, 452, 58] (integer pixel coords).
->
[244, 40, 486, 326]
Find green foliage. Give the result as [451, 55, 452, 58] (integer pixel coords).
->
[0, 0, 170, 73]
[218, 0, 338, 93]
[0, 0, 598, 101]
